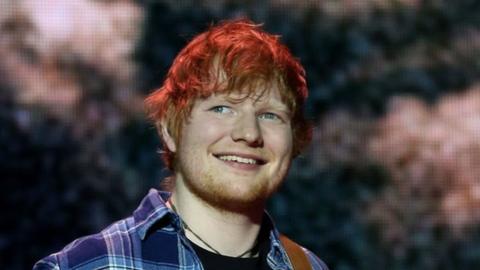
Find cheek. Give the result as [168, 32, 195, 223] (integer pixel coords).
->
[265, 127, 293, 158]
[181, 118, 229, 149]
[204, 120, 229, 140]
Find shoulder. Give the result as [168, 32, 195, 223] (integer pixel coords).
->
[278, 234, 329, 270]
[33, 217, 137, 270]
[33, 255, 60, 270]
[301, 247, 330, 270]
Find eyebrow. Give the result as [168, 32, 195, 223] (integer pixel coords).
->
[266, 104, 292, 117]
[203, 94, 291, 114]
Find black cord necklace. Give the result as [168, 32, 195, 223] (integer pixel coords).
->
[169, 201, 257, 258]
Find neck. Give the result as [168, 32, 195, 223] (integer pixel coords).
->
[170, 179, 265, 257]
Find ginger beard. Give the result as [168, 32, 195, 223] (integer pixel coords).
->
[176, 146, 291, 212]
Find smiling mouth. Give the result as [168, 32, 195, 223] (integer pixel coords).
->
[214, 154, 266, 165]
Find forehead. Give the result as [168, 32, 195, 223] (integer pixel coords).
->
[206, 60, 295, 107]
[205, 86, 289, 109]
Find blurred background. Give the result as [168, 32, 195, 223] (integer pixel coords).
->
[1, 0, 480, 269]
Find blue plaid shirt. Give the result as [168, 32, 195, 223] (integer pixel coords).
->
[33, 189, 328, 270]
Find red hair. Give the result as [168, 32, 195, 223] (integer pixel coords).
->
[145, 19, 311, 170]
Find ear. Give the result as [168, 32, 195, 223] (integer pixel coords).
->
[159, 121, 177, 152]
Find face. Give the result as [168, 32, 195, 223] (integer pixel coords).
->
[164, 86, 294, 211]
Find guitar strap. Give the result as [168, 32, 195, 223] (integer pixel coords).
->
[279, 234, 312, 270]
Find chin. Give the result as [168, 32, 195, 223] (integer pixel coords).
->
[208, 194, 268, 213]
[189, 177, 274, 212]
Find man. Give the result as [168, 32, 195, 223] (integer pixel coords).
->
[34, 19, 329, 270]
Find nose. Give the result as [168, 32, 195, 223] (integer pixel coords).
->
[231, 114, 264, 147]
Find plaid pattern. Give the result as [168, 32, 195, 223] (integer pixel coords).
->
[33, 189, 328, 270]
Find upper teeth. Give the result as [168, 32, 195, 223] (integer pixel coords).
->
[218, 155, 257, 164]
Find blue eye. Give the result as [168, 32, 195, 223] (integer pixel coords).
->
[210, 106, 232, 114]
[259, 112, 280, 121]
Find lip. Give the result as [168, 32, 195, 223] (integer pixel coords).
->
[213, 152, 267, 165]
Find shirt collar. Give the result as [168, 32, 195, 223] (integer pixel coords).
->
[265, 212, 292, 267]
[133, 188, 176, 240]
[132, 188, 291, 265]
